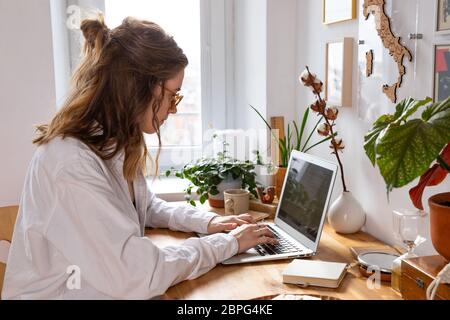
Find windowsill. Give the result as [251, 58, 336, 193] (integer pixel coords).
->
[146, 176, 197, 202]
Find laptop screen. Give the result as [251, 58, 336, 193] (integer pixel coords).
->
[277, 155, 334, 243]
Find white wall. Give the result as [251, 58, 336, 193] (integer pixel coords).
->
[266, 0, 298, 124]
[295, 0, 449, 254]
[0, 0, 57, 206]
[233, 0, 268, 131]
[232, 0, 298, 163]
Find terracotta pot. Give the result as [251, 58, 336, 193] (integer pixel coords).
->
[429, 192, 450, 261]
[208, 197, 225, 208]
[274, 167, 287, 200]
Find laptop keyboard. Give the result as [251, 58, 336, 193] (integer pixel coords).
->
[254, 225, 304, 256]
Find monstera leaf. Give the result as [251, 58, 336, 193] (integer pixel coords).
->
[364, 96, 450, 194]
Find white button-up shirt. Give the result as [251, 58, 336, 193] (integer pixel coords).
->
[2, 137, 238, 299]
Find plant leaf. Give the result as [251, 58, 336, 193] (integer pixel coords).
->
[364, 97, 433, 167]
[298, 108, 310, 150]
[364, 114, 395, 166]
[375, 99, 450, 190]
[293, 120, 301, 151]
[304, 133, 337, 153]
[249, 104, 272, 131]
[302, 116, 323, 152]
[393, 97, 432, 123]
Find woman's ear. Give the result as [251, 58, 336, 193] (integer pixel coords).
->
[153, 83, 162, 97]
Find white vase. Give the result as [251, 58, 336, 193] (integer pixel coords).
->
[327, 192, 366, 234]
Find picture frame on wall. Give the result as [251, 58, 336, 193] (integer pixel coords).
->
[436, 0, 450, 34]
[433, 44, 450, 102]
[323, 0, 356, 25]
[325, 38, 353, 108]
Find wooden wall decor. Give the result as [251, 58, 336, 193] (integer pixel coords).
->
[363, 0, 413, 103]
[325, 38, 354, 107]
[366, 50, 374, 77]
[270, 117, 285, 167]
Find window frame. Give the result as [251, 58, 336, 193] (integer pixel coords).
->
[56, 0, 235, 173]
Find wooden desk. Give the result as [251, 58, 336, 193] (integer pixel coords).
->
[146, 202, 402, 300]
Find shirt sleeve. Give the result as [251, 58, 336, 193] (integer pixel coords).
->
[145, 187, 219, 234]
[46, 159, 238, 299]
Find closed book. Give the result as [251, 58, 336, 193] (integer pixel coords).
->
[282, 259, 348, 289]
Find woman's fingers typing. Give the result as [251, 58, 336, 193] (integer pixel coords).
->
[229, 224, 278, 254]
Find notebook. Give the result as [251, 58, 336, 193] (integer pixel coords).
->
[282, 259, 348, 289]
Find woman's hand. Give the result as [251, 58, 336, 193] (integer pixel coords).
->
[207, 214, 255, 234]
[229, 224, 278, 253]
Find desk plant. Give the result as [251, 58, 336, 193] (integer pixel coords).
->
[249, 106, 335, 169]
[364, 96, 450, 260]
[166, 139, 257, 208]
[299, 66, 366, 234]
[250, 88, 335, 198]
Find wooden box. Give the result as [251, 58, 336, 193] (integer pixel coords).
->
[401, 255, 450, 300]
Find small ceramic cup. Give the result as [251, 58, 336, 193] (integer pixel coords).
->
[224, 189, 250, 216]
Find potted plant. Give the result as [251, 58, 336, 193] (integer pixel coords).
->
[166, 146, 258, 209]
[364, 96, 450, 260]
[250, 93, 334, 198]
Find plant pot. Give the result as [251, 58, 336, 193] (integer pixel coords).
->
[207, 177, 242, 208]
[274, 167, 287, 200]
[327, 191, 366, 234]
[429, 192, 450, 261]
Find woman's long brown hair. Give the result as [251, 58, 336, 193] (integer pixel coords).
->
[34, 15, 188, 181]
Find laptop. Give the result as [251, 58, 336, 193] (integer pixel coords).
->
[222, 151, 338, 265]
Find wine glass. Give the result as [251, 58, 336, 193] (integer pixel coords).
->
[390, 209, 427, 292]
[392, 209, 427, 254]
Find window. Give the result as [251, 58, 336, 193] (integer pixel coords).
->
[54, 0, 233, 175]
[105, 0, 203, 171]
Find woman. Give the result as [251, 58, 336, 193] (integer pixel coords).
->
[3, 16, 277, 299]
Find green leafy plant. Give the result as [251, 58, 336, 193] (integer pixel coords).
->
[364, 96, 450, 209]
[250, 104, 335, 168]
[166, 145, 257, 207]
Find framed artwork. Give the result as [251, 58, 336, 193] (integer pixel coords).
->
[323, 0, 356, 25]
[325, 38, 354, 108]
[436, 0, 450, 34]
[433, 44, 450, 102]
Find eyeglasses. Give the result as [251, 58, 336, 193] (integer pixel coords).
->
[161, 85, 183, 109]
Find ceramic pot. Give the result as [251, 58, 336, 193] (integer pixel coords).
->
[274, 167, 287, 200]
[208, 177, 242, 208]
[429, 192, 450, 261]
[327, 191, 366, 234]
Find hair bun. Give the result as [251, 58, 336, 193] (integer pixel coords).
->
[80, 14, 110, 52]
